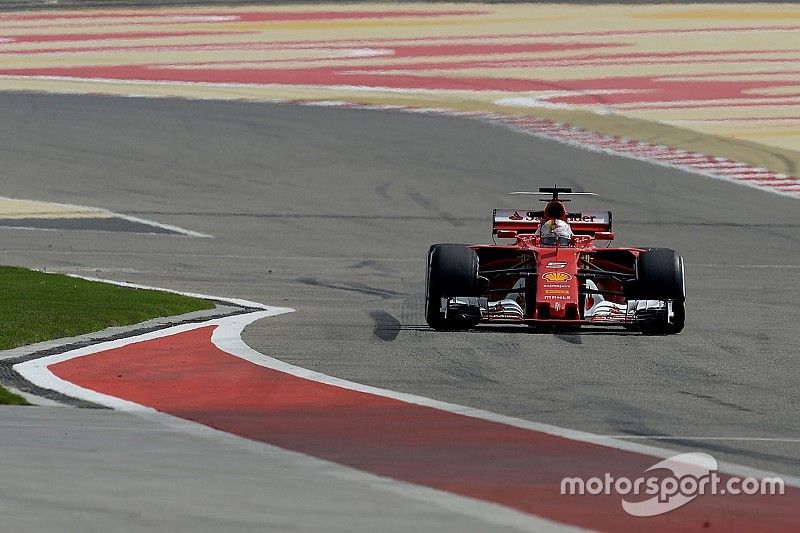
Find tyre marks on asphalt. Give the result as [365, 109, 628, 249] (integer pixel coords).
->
[295, 276, 404, 300]
[405, 186, 463, 227]
[328, 105, 800, 199]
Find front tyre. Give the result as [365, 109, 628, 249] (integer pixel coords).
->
[635, 248, 685, 335]
[425, 244, 480, 330]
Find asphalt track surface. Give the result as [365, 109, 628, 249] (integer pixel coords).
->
[0, 92, 798, 528]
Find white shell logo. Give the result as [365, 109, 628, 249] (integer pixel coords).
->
[622, 453, 716, 517]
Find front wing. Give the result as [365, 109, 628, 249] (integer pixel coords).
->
[444, 297, 675, 327]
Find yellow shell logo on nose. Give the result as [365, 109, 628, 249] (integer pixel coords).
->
[542, 271, 573, 282]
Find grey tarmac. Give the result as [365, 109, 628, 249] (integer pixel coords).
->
[0, 405, 533, 533]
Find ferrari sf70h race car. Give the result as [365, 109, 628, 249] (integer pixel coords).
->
[425, 187, 685, 334]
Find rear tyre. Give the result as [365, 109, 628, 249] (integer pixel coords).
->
[636, 248, 685, 335]
[425, 244, 480, 330]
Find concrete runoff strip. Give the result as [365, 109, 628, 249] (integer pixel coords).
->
[0, 405, 572, 533]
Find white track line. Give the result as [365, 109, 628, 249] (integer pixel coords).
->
[0, 195, 211, 238]
[113, 212, 211, 238]
[607, 436, 800, 442]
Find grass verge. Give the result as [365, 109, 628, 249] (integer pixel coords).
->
[0, 386, 28, 405]
[0, 266, 215, 404]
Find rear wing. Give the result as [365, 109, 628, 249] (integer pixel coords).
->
[493, 209, 612, 236]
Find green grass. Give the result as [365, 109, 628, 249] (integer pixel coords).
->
[0, 386, 29, 405]
[0, 266, 215, 404]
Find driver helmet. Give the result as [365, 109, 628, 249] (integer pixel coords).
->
[538, 200, 573, 246]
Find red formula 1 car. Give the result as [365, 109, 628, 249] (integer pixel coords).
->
[425, 187, 685, 334]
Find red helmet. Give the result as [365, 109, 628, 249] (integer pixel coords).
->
[543, 200, 567, 221]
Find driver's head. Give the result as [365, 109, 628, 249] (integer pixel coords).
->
[539, 200, 572, 246]
[544, 200, 567, 221]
